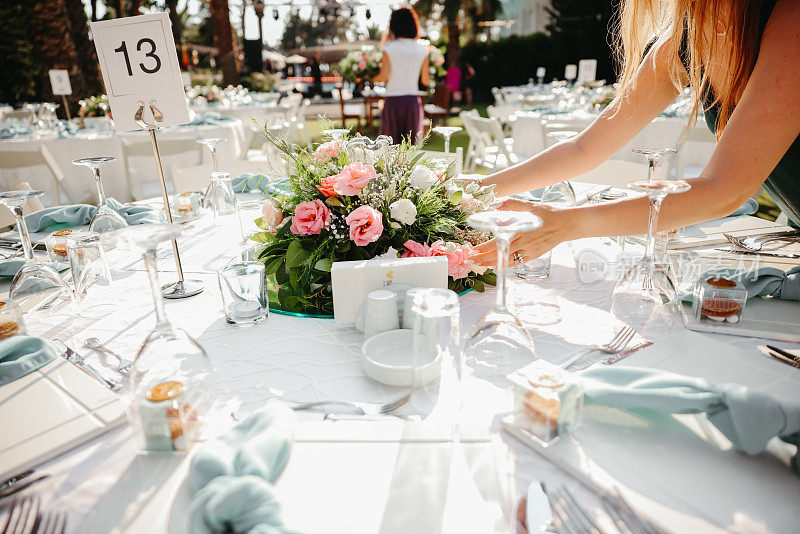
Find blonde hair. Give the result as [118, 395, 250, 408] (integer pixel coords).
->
[614, 0, 766, 137]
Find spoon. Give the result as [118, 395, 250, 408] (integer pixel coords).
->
[84, 337, 134, 374]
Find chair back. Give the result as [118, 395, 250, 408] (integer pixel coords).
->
[431, 85, 452, 111]
[0, 146, 72, 205]
[0, 109, 34, 123]
[491, 88, 506, 106]
[466, 116, 517, 170]
[121, 136, 202, 199]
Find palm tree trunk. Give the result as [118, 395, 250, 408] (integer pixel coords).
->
[23, 0, 87, 116]
[209, 0, 239, 86]
[114, 0, 125, 17]
[130, 0, 141, 16]
[64, 0, 102, 99]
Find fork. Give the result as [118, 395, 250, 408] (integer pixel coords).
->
[0, 496, 39, 534]
[34, 510, 67, 534]
[560, 326, 636, 369]
[290, 394, 411, 416]
[724, 232, 800, 251]
[84, 337, 134, 374]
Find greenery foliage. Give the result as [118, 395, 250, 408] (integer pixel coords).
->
[0, 0, 38, 105]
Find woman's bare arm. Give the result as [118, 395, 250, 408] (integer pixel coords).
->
[484, 41, 682, 197]
[475, 0, 800, 266]
[372, 52, 391, 84]
[420, 56, 430, 87]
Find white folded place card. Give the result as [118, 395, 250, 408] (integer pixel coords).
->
[331, 256, 448, 327]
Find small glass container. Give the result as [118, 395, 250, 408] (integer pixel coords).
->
[694, 276, 748, 326]
[137, 379, 201, 452]
[507, 360, 583, 446]
[217, 261, 268, 326]
[208, 171, 237, 216]
[44, 229, 75, 262]
[0, 299, 27, 340]
[171, 192, 203, 220]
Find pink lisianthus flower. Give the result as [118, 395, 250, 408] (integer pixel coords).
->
[261, 199, 284, 228]
[290, 199, 332, 236]
[402, 239, 444, 258]
[402, 240, 482, 280]
[314, 141, 340, 161]
[332, 162, 377, 196]
[317, 175, 338, 197]
[345, 205, 383, 246]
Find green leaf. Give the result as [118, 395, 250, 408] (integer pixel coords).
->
[286, 240, 311, 268]
[250, 232, 274, 244]
[289, 267, 301, 289]
[284, 295, 302, 312]
[255, 217, 268, 230]
[470, 280, 485, 292]
[263, 256, 284, 276]
[449, 191, 463, 205]
[314, 258, 333, 272]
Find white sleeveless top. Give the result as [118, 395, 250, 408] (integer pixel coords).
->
[382, 39, 428, 97]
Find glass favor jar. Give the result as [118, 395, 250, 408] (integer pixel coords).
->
[507, 360, 583, 446]
[694, 276, 747, 326]
[0, 299, 26, 340]
[45, 229, 75, 262]
[171, 192, 203, 220]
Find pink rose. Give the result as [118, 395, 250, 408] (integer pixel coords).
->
[345, 205, 383, 246]
[439, 242, 476, 280]
[314, 141, 340, 161]
[290, 199, 332, 236]
[402, 239, 443, 258]
[332, 162, 377, 196]
[317, 175, 338, 197]
[261, 199, 284, 227]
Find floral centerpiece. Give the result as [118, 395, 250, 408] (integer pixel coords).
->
[78, 94, 110, 118]
[338, 46, 383, 83]
[189, 84, 224, 104]
[427, 44, 446, 80]
[249, 132, 497, 316]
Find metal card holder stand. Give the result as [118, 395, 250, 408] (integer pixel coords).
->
[134, 100, 203, 299]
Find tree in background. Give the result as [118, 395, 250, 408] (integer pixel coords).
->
[209, 0, 239, 85]
[0, 0, 38, 105]
[415, 0, 501, 64]
[279, 8, 360, 51]
[546, 0, 617, 81]
[65, 0, 103, 96]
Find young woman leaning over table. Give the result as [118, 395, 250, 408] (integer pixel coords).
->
[473, 0, 800, 268]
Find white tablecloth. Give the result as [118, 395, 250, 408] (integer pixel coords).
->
[6, 204, 800, 533]
[0, 119, 245, 204]
[512, 111, 717, 178]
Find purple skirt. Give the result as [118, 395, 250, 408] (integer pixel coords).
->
[380, 95, 423, 145]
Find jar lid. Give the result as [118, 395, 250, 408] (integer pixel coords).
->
[0, 301, 6, 309]
[528, 372, 566, 389]
[53, 230, 73, 237]
[706, 277, 736, 288]
[147, 380, 187, 403]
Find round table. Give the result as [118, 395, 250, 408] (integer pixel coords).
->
[5, 196, 800, 533]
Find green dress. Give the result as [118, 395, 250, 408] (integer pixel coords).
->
[702, 0, 800, 225]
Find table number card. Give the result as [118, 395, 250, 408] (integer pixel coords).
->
[564, 64, 577, 81]
[48, 69, 72, 95]
[577, 59, 598, 83]
[90, 12, 189, 132]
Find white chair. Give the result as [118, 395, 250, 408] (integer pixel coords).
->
[487, 104, 522, 134]
[463, 115, 520, 171]
[0, 146, 75, 205]
[121, 136, 202, 200]
[0, 109, 34, 123]
[417, 147, 464, 176]
[0, 182, 46, 229]
[459, 110, 481, 171]
[289, 99, 312, 149]
[171, 160, 270, 194]
[491, 88, 506, 106]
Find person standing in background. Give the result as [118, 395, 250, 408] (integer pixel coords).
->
[460, 59, 476, 107]
[444, 53, 462, 101]
[310, 53, 323, 98]
[372, 5, 430, 144]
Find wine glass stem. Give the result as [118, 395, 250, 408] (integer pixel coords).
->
[210, 149, 219, 173]
[142, 248, 169, 326]
[444, 135, 451, 154]
[12, 207, 34, 261]
[645, 195, 664, 260]
[647, 157, 658, 182]
[495, 236, 510, 313]
[92, 167, 108, 206]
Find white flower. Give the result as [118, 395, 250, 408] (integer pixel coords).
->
[389, 198, 417, 225]
[407, 165, 438, 191]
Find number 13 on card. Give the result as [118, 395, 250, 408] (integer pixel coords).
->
[90, 13, 189, 132]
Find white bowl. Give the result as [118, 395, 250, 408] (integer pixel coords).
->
[361, 329, 441, 387]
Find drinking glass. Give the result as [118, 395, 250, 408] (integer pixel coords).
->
[540, 130, 578, 206]
[513, 250, 552, 281]
[464, 211, 541, 382]
[218, 261, 268, 326]
[71, 156, 128, 234]
[410, 288, 462, 435]
[431, 126, 462, 154]
[0, 190, 74, 313]
[66, 232, 114, 318]
[197, 137, 227, 172]
[101, 223, 211, 452]
[632, 147, 677, 182]
[208, 171, 237, 217]
[611, 179, 691, 341]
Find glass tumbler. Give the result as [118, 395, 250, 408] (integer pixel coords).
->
[208, 171, 237, 217]
[218, 261, 268, 326]
[66, 232, 114, 317]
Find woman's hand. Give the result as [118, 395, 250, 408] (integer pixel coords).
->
[471, 198, 573, 268]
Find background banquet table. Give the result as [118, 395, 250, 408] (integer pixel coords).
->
[5, 193, 800, 533]
[0, 118, 245, 204]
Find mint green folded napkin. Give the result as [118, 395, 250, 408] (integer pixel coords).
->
[0, 336, 60, 387]
[0, 258, 68, 278]
[24, 199, 162, 233]
[729, 198, 759, 217]
[582, 366, 800, 474]
[188, 401, 296, 534]
[232, 174, 289, 195]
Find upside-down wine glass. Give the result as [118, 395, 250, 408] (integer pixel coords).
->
[463, 211, 541, 382]
[197, 137, 227, 172]
[632, 147, 679, 257]
[71, 156, 128, 234]
[611, 179, 691, 341]
[432, 126, 462, 154]
[0, 190, 74, 313]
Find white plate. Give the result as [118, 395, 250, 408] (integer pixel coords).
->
[361, 329, 440, 387]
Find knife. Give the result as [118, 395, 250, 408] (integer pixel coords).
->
[0, 474, 50, 503]
[766, 345, 800, 363]
[53, 340, 121, 392]
[712, 248, 800, 259]
[603, 342, 653, 365]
